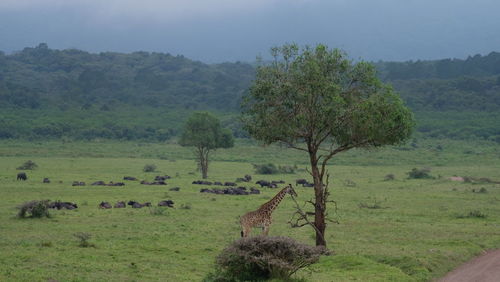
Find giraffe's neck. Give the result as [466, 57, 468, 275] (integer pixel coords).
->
[260, 187, 288, 215]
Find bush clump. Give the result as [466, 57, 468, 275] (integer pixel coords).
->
[407, 168, 433, 179]
[143, 164, 157, 172]
[384, 174, 395, 181]
[73, 232, 95, 247]
[17, 160, 38, 170]
[206, 236, 324, 281]
[253, 163, 296, 174]
[17, 200, 51, 218]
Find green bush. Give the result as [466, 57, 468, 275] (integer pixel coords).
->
[207, 236, 324, 281]
[143, 164, 157, 172]
[253, 163, 296, 174]
[407, 168, 433, 179]
[16, 160, 38, 170]
[253, 163, 279, 174]
[17, 200, 51, 218]
[73, 232, 95, 248]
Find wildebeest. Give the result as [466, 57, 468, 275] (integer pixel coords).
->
[224, 181, 236, 186]
[214, 181, 223, 186]
[17, 172, 27, 181]
[72, 181, 85, 186]
[91, 181, 106, 186]
[114, 201, 126, 208]
[303, 183, 314, 187]
[169, 187, 180, 191]
[43, 178, 50, 183]
[99, 202, 112, 209]
[158, 200, 174, 207]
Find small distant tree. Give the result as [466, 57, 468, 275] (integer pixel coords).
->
[242, 44, 414, 247]
[179, 112, 234, 179]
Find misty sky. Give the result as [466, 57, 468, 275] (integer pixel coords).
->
[1, 0, 499, 63]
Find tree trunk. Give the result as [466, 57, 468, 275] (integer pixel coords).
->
[309, 149, 327, 247]
[201, 158, 208, 179]
[198, 146, 209, 179]
[312, 164, 327, 247]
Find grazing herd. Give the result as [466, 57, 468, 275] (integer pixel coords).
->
[98, 200, 174, 209]
[200, 187, 261, 195]
[15, 171, 315, 213]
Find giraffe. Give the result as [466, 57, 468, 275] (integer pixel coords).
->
[240, 184, 297, 237]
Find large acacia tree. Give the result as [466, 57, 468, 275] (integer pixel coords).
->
[241, 44, 414, 247]
[179, 112, 234, 179]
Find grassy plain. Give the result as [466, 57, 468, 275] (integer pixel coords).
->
[0, 139, 499, 281]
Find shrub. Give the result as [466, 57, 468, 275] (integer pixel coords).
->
[143, 164, 157, 172]
[344, 179, 357, 187]
[17, 200, 51, 218]
[208, 236, 324, 281]
[253, 163, 279, 174]
[407, 168, 433, 179]
[17, 160, 38, 170]
[384, 174, 395, 181]
[149, 207, 168, 215]
[456, 210, 487, 219]
[73, 232, 95, 247]
[253, 163, 297, 174]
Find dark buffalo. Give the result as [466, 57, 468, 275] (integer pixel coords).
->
[114, 201, 126, 208]
[123, 176, 138, 181]
[256, 180, 270, 188]
[154, 175, 171, 181]
[91, 181, 106, 186]
[107, 182, 125, 186]
[49, 201, 78, 210]
[169, 187, 180, 191]
[224, 182, 236, 186]
[158, 200, 174, 207]
[214, 181, 223, 186]
[43, 178, 50, 183]
[17, 172, 27, 181]
[303, 183, 314, 187]
[127, 201, 150, 208]
[249, 187, 260, 194]
[99, 202, 112, 209]
[296, 179, 308, 185]
[72, 181, 85, 186]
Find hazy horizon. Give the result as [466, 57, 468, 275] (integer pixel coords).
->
[1, 0, 499, 63]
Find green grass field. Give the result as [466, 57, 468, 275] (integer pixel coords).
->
[0, 139, 499, 281]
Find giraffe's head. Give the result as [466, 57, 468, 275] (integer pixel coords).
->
[285, 184, 297, 197]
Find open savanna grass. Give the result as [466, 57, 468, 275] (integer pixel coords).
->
[0, 140, 499, 281]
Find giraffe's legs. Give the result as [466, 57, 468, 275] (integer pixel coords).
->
[262, 224, 270, 236]
[242, 225, 251, 237]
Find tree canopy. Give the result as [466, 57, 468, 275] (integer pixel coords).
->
[179, 112, 234, 178]
[242, 43, 415, 247]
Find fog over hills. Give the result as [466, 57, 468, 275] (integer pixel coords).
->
[1, 0, 500, 63]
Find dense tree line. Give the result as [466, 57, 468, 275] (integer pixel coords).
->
[0, 44, 499, 141]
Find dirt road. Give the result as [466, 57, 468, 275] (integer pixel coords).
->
[439, 249, 500, 282]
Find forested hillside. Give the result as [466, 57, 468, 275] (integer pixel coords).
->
[1, 44, 499, 141]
